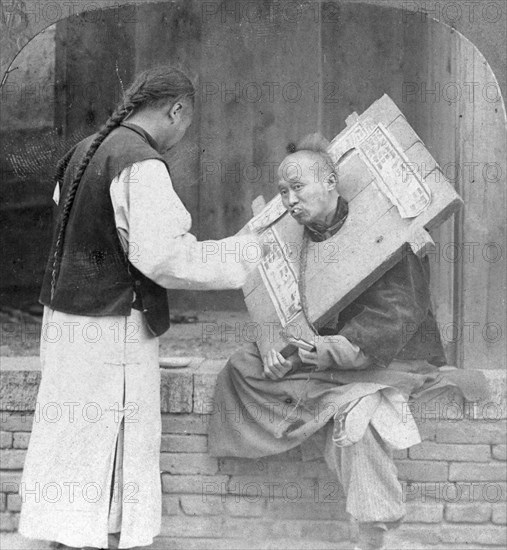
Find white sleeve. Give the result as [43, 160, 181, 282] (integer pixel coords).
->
[110, 159, 260, 290]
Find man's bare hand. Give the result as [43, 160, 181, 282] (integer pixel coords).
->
[298, 348, 319, 367]
[285, 337, 319, 367]
[262, 349, 294, 380]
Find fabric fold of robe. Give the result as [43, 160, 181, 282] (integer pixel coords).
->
[208, 342, 489, 460]
[18, 308, 161, 549]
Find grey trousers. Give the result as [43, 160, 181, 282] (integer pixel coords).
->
[323, 422, 406, 523]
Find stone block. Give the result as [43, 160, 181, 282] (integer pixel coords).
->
[0, 369, 40, 412]
[161, 434, 208, 453]
[0, 413, 34, 432]
[445, 503, 491, 523]
[0, 450, 26, 470]
[0, 512, 18, 532]
[492, 444, 506, 460]
[405, 502, 444, 523]
[0, 432, 12, 449]
[390, 524, 440, 546]
[160, 453, 219, 475]
[439, 525, 506, 545]
[160, 516, 224, 538]
[396, 460, 449, 482]
[267, 499, 346, 520]
[409, 442, 491, 462]
[12, 432, 30, 449]
[161, 495, 179, 516]
[0, 471, 22, 493]
[223, 517, 272, 539]
[218, 457, 269, 477]
[6, 493, 21, 512]
[161, 414, 209, 435]
[299, 519, 350, 542]
[454, 481, 506, 502]
[180, 494, 225, 516]
[492, 503, 507, 524]
[193, 360, 223, 415]
[224, 497, 265, 517]
[161, 474, 228, 495]
[160, 370, 193, 413]
[449, 462, 507, 482]
[436, 419, 506, 444]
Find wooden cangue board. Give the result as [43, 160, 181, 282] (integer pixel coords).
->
[241, 94, 463, 359]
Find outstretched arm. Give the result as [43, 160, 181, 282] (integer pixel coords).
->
[111, 159, 260, 290]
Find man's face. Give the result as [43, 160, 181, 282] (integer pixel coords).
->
[278, 152, 337, 226]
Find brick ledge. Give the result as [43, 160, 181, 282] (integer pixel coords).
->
[0, 356, 505, 419]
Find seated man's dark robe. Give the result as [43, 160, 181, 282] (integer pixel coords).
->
[208, 204, 488, 524]
[208, 247, 452, 454]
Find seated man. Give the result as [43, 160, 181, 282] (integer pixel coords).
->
[208, 134, 481, 550]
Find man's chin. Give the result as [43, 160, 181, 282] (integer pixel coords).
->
[290, 212, 306, 224]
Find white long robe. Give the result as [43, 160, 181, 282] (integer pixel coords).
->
[18, 159, 259, 548]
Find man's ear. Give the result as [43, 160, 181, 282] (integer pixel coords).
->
[326, 172, 337, 191]
[167, 101, 183, 122]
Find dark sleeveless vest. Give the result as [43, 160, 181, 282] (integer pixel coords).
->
[39, 123, 170, 336]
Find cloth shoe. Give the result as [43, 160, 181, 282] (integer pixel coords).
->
[353, 518, 403, 550]
[108, 533, 120, 549]
[49, 539, 119, 550]
[81, 532, 120, 549]
[354, 522, 388, 550]
[332, 393, 382, 447]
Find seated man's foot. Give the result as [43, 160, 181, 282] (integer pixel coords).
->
[354, 522, 388, 550]
[108, 532, 121, 549]
[333, 394, 382, 447]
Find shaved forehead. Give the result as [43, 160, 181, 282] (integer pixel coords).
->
[278, 150, 334, 182]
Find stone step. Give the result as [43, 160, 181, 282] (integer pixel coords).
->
[1, 533, 505, 550]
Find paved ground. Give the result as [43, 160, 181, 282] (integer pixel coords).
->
[0, 532, 504, 550]
[159, 310, 254, 360]
[0, 309, 252, 360]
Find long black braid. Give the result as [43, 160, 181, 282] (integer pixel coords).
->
[50, 66, 195, 299]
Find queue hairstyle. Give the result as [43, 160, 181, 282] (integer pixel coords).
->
[287, 132, 336, 176]
[50, 66, 196, 298]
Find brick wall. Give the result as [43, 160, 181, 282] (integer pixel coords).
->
[0, 357, 506, 548]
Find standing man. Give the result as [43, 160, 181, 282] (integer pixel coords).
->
[19, 66, 261, 549]
[209, 134, 482, 550]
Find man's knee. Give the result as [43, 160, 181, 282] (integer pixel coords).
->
[223, 344, 264, 381]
